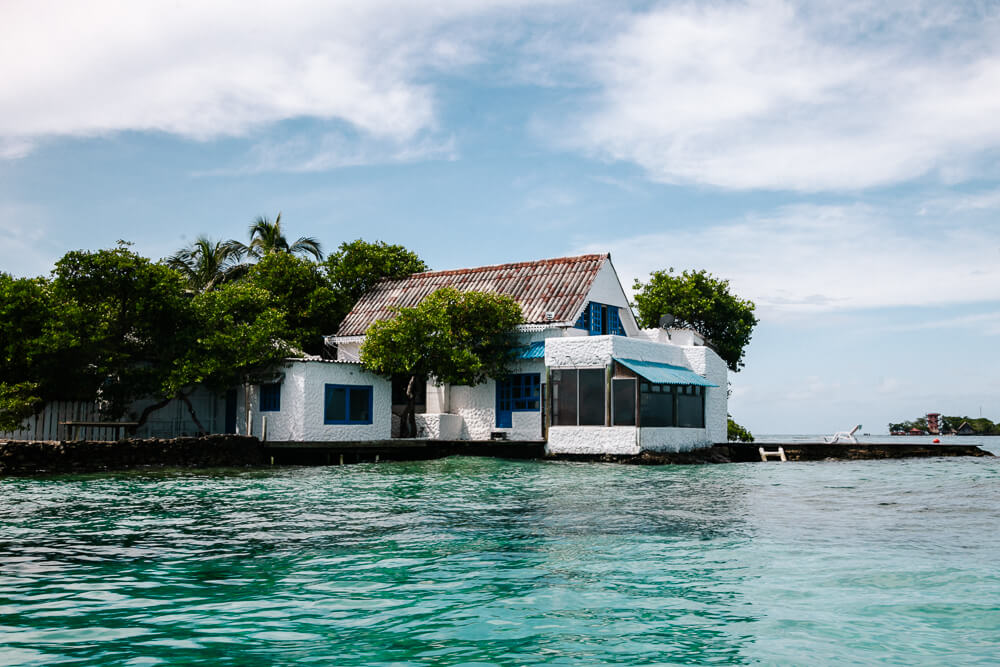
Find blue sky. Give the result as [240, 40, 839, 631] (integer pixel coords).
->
[2, 0, 999, 434]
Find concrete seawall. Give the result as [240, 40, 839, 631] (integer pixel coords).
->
[0, 437, 991, 475]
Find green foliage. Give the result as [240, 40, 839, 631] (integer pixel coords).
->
[0, 382, 42, 432]
[633, 268, 758, 373]
[892, 415, 999, 435]
[727, 417, 754, 443]
[361, 287, 523, 385]
[242, 212, 323, 261]
[49, 244, 193, 418]
[166, 282, 292, 395]
[323, 239, 428, 327]
[164, 236, 248, 291]
[360, 288, 522, 436]
[245, 254, 340, 355]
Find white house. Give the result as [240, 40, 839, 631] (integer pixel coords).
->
[237, 253, 728, 455]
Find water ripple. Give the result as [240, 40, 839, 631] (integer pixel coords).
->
[2, 453, 999, 665]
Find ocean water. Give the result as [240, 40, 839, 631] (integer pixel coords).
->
[1, 443, 999, 666]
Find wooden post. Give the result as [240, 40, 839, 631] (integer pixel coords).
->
[543, 367, 552, 441]
[605, 363, 612, 427]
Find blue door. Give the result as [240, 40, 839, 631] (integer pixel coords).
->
[496, 380, 513, 428]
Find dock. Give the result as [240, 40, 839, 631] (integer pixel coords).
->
[722, 441, 992, 462]
[262, 439, 546, 465]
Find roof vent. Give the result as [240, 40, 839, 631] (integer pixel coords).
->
[545, 311, 555, 321]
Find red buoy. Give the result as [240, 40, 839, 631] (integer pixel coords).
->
[932, 438, 940, 443]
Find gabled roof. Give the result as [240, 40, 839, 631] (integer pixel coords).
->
[334, 253, 609, 337]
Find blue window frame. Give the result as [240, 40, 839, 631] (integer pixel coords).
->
[575, 302, 627, 336]
[259, 382, 281, 412]
[496, 373, 541, 428]
[324, 384, 373, 425]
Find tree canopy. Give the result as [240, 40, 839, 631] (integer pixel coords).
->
[360, 287, 523, 437]
[324, 239, 428, 326]
[632, 268, 758, 373]
[0, 228, 427, 433]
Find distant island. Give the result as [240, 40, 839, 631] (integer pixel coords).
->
[889, 413, 999, 436]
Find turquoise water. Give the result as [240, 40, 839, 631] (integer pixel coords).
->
[2, 448, 999, 665]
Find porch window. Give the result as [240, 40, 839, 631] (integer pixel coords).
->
[638, 383, 705, 428]
[324, 384, 373, 425]
[551, 368, 606, 426]
[612, 378, 636, 426]
[259, 382, 281, 412]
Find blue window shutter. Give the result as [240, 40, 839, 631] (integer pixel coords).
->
[575, 308, 588, 330]
[609, 307, 623, 336]
[589, 302, 602, 335]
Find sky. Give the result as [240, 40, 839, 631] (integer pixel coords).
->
[2, 0, 999, 435]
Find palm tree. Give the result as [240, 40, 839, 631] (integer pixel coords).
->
[165, 236, 248, 292]
[242, 212, 323, 261]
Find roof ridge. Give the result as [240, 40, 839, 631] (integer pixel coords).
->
[402, 253, 608, 280]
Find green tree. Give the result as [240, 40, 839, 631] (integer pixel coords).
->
[323, 239, 427, 327]
[727, 417, 754, 442]
[0, 273, 53, 429]
[239, 212, 323, 261]
[633, 269, 758, 372]
[166, 282, 292, 397]
[49, 243, 193, 420]
[360, 288, 523, 437]
[164, 236, 248, 292]
[246, 253, 340, 356]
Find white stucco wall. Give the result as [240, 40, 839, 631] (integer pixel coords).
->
[546, 426, 640, 455]
[449, 381, 496, 440]
[245, 360, 391, 441]
[415, 413, 464, 440]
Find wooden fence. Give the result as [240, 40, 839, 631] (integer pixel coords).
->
[0, 391, 225, 442]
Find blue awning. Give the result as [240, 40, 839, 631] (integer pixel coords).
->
[613, 358, 717, 387]
[520, 341, 545, 359]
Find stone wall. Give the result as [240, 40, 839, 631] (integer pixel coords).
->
[0, 436, 263, 476]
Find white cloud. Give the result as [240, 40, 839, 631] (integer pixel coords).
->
[0, 0, 559, 156]
[201, 131, 458, 176]
[568, 0, 1000, 191]
[576, 202, 1000, 315]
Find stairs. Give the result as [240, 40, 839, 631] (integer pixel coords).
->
[758, 446, 787, 462]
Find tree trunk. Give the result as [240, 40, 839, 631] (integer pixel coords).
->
[132, 395, 176, 435]
[401, 374, 418, 438]
[178, 390, 209, 436]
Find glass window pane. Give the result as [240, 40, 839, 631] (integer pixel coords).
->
[640, 385, 673, 427]
[613, 378, 636, 426]
[552, 369, 577, 426]
[677, 387, 704, 428]
[349, 388, 371, 423]
[325, 387, 346, 422]
[578, 368, 606, 426]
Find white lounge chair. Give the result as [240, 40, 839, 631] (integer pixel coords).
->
[825, 424, 861, 444]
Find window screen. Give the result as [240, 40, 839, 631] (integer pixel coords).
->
[676, 385, 705, 428]
[612, 378, 636, 426]
[578, 368, 606, 426]
[640, 383, 674, 427]
[551, 369, 578, 426]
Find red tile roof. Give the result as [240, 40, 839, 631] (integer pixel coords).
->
[334, 253, 609, 337]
